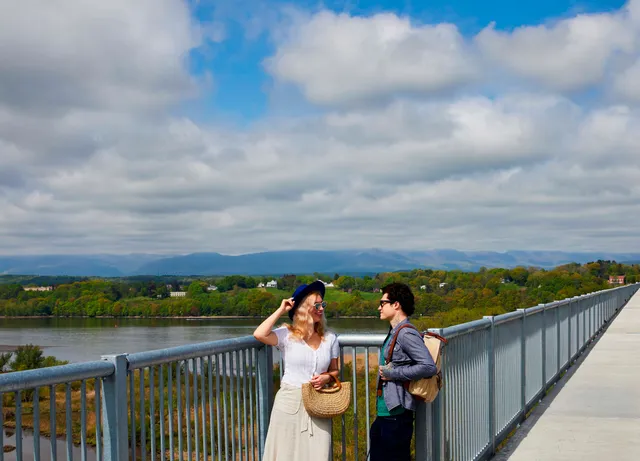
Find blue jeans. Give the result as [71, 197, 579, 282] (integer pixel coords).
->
[369, 411, 414, 461]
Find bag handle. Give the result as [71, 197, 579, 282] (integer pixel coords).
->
[313, 372, 342, 394]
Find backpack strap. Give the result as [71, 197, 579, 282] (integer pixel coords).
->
[376, 324, 418, 397]
[385, 324, 419, 364]
[425, 331, 448, 344]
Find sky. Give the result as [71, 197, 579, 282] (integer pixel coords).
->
[1, 0, 640, 256]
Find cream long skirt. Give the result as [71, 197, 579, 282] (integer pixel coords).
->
[262, 383, 332, 461]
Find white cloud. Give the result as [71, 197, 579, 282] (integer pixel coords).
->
[613, 59, 640, 101]
[475, 11, 637, 91]
[265, 11, 477, 105]
[267, 1, 640, 100]
[0, 0, 201, 114]
[3, 89, 640, 254]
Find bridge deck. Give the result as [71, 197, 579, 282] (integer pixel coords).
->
[503, 290, 640, 460]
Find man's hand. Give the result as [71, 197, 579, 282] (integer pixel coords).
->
[379, 365, 393, 381]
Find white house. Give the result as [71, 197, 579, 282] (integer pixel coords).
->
[419, 285, 427, 290]
[439, 283, 447, 288]
[170, 291, 187, 298]
[257, 282, 265, 288]
[207, 285, 218, 291]
[266, 280, 278, 288]
[24, 286, 53, 292]
[318, 280, 335, 288]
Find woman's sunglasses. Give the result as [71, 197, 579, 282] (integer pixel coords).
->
[313, 301, 327, 310]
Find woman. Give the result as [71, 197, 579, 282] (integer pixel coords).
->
[253, 280, 340, 461]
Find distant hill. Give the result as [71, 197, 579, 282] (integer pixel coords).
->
[0, 254, 164, 277]
[0, 249, 639, 277]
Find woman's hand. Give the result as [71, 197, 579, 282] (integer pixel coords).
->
[280, 297, 295, 313]
[253, 297, 295, 346]
[309, 374, 333, 390]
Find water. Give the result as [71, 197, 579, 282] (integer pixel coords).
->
[0, 317, 386, 363]
[2, 428, 95, 461]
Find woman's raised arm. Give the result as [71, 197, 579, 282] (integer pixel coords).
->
[253, 298, 294, 346]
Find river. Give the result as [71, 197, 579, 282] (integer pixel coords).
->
[0, 317, 387, 363]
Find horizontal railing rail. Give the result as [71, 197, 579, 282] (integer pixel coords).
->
[0, 362, 114, 393]
[0, 283, 637, 461]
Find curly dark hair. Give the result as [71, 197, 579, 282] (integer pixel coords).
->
[381, 282, 415, 316]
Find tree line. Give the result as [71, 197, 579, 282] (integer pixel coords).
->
[0, 260, 637, 327]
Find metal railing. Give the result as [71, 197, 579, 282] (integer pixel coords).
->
[0, 361, 113, 461]
[0, 283, 637, 461]
[433, 283, 638, 461]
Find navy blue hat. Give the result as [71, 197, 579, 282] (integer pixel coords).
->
[289, 280, 326, 320]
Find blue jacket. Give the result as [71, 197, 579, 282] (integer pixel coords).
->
[379, 318, 438, 412]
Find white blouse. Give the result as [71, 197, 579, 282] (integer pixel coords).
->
[273, 326, 340, 388]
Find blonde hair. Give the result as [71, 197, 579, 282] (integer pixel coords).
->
[284, 292, 326, 341]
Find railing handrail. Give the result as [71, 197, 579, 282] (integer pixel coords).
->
[0, 360, 114, 392]
[335, 333, 387, 346]
[126, 335, 262, 370]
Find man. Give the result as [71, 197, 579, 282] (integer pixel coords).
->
[370, 282, 437, 461]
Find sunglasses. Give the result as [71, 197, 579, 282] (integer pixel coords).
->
[313, 301, 327, 310]
[379, 299, 394, 307]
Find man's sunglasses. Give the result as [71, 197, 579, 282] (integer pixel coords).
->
[313, 301, 327, 310]
[379, 299, 394, 307]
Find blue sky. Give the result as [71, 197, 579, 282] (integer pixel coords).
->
[186, 0, 627, 123]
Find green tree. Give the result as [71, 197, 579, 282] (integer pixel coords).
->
[156, 284, 170, 299]
[10, 344, 50, 371]
[188, 281, 208, 298]
[0, 352, 12, 372]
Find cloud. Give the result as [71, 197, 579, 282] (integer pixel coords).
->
[3, 89, 639, 254]
[0, 0, 201, 115]
[265, 11, 477, 105]
[267, 1, 640, 100]
[2, 1, 640, 255]
[476, 10, 637, 91]
[613, 59, 640, 101]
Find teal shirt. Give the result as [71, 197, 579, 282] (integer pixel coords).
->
[376, 334, 405, 416]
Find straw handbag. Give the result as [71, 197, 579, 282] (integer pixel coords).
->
[301, 372, 351, 418]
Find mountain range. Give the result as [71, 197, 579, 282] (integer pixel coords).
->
[0, 249, 638, 277]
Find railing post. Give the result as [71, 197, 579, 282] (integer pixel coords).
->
[415, 401, 435, 461]
[433, 327, 444, 461]
[256, 344, 274, 459]
[568, 299, 573, 363]
[575, 298, 580, 358]
[483, 316, 496, 455]
[518, 309, 526, 416]
[556, 304, 561, 379]
[416, 328, 445, 461]
[539, 304, 546, 392]
[101, 354, 129, 461]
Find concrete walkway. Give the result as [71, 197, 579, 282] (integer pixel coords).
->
[502, 290, 640, 460]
